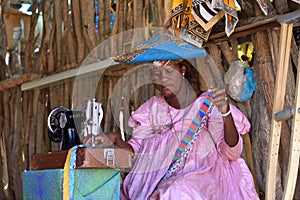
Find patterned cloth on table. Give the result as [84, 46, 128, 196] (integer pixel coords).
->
[22, 168, 120, 200]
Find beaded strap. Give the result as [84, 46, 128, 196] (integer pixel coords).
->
[161, 93, 213, 180]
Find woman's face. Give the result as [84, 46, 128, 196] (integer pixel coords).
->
[151, 63, 184, 98]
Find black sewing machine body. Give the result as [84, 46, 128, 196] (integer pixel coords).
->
[48, 107, 85, 150]
[48, 99, 103, 150]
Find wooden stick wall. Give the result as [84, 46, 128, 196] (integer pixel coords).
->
[0, 4, 168, 195]
[0, 0, 298, 199]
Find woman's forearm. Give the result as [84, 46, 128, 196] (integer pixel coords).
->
[115, 137, 134, 153]
[223, 114, 239, 147]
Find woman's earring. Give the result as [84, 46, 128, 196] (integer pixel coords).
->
[182, 72, 185, 79]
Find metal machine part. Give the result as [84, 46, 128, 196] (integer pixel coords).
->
[84, 99, 104, 146]
[47, 106, 85, 150]
[47, 99, 104, 150]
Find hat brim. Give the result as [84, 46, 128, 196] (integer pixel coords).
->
[113, 34, 207, 63]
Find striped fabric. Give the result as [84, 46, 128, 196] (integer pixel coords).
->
[191, 0, 224, 31]
[193, 1, 219, 23]
[212, 0, 238, 36]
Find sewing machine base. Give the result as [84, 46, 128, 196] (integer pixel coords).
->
[30, 147, 133, 170]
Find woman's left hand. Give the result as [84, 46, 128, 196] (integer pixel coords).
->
[208, 87, 230, 114]
[208, 87, 239, 147]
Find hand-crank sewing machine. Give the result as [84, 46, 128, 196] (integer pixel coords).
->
[24, 99, 132, 199]
[30, 98, 132, 171]
[47, 99, 103, 150]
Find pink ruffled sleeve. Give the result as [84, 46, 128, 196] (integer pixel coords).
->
[229, 105, 250, 135]
[126, 97, 157, 154]
[207, 104, 250, 160]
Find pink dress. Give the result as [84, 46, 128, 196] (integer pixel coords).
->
[121, 92, 259, 200]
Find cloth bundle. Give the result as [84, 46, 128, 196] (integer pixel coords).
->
[224, 60, 256, 102]
[169, 0, 268, 47]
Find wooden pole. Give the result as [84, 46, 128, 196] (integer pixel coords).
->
[28, 89, 40, 160]
[80, 0, 96, 52]
[23, 91, 31, 170]
[104, 76, 113, 132]
[36, 90, 45, 154]
[72, 0, 85, 63]
[54, 0, 63, 70]
[265, 23, 293, 200]
[48, 7, 55, 73]
[282, 27, 300, 200]
[0, 90, 9, 199]
[24, 0, 40, 74]
[40, 0, 51, 73]
[11, 88, 22, 198]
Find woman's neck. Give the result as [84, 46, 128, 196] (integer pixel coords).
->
[165, 83, 196, 109]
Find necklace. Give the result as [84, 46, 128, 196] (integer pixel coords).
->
[164, 86, 191, 135]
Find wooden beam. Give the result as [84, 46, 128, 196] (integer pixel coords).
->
[21, 58, 119, 91]
[0, 73, 41, 91]
[205, 10, 300, 46]
[277, 9, 300, 24]
[205, 17, 280, 46]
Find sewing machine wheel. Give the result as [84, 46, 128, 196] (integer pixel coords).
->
[47, 106, 69, 143]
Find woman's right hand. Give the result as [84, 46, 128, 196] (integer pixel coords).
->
[84, 132, 120, 147]
[83, 132, 134, 153]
